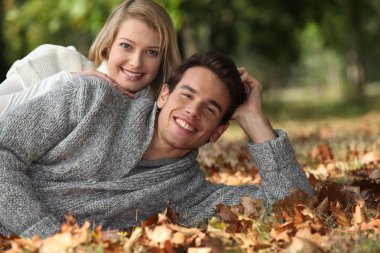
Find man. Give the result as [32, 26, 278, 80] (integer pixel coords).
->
[0, 52, 314, 239]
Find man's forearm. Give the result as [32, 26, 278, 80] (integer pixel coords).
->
[248, 130, 315, 204]
[238, 112, 277, 143]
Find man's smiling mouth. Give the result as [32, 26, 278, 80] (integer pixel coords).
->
[175, 118, 196, 133]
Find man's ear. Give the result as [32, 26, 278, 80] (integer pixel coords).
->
[157, 84, 170, 109]
[210, 122, 229, 143]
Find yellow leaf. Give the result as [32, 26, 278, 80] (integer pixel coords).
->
[352, 200, 368, 225]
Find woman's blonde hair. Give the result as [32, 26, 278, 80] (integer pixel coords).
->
[88, 0, 181, 96]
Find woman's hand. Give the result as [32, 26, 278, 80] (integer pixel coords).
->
[73, 69, 134, 98]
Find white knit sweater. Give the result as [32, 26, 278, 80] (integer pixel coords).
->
[0, 44, 95, 115]
[6, 44, 94, 88]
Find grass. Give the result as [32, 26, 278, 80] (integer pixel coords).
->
[264, 94, 380, 122]
[223, 92, 380, 143]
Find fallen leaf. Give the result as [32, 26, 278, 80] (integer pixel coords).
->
[240, 196, 264, 219]
[360, 152, 380, 164]
[145, 225, 172, 247]
[216, 204, 238, 222]
[352, 200, 368, 225]
[272, 189, 318, 215]
[188, 247, 212, 253]
[330, 201, 351, 227]
[286, 236, 325, 253]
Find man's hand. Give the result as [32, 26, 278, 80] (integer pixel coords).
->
[232, 67, 276, 143]
[73, 69, 134, 98]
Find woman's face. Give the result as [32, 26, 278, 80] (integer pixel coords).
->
[107, 18, 162, 93]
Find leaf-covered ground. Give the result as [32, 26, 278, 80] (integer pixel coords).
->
[1, 112, 379, 253]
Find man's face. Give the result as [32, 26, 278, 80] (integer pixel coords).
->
[156, 67, 231, 154]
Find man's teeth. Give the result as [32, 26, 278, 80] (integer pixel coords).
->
[176, 118, 195, 132]
[125, 71, 143, 77]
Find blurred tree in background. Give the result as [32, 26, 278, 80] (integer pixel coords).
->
[1, 0, 380, 102]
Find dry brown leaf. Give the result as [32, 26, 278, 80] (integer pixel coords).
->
[310, 142, 334, 163]
[216, 204, 238, 222]
[315, 197, 329, 216]
[123, 227, 142, 253]
[240, 196, 265, 219]
[270, 222, 293, 244]
[330, 201, 351, 227]
[39, 233, 73, 253]
[295, 227, 328, 247]
[360, 152, 380, 164]
[368, 169, 380, 181]
[272, 189, 318, 215]
[363, 216, 380, 233]
[188, 247, 212, 253]
[311, 164, 329, 180]
[285, 236, 325, 253]
[144, 225, 172, 248]
[171, 232, 186, 245]
[352, 200, 368, 225]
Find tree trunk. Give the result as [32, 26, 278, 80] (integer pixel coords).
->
[346, 1, 365, 97]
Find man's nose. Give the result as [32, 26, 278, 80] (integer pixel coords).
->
[185, 103, 201, 118]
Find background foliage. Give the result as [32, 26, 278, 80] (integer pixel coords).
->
[1, 0, 380, 110]
[1, 1, 380, 251]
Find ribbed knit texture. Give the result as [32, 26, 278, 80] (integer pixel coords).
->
[6, 44, 94, 88]
[0, 76, 314, 239]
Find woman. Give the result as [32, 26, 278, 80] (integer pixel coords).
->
[0, 0, 181, 115]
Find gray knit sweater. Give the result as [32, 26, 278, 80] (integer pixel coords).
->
[0, 76, 314, 239]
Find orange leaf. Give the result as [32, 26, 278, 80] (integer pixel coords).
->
[352, 200, 368, 225]
[272, 189, 317, 215]
[286, 236, 325, 253]
[240, 196, 264, 219]
[216, 204, 238, 222]
[360, 152, 380, 165]
[330, 201, 351, 227]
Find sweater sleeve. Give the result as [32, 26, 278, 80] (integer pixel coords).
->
[178, 130, 315, 226]
[0, 71, 73, 116]
[5, 44, 94, 89]
[247, 130, 315, 200]
[0, 80, 83, 238]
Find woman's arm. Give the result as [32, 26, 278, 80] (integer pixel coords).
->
[0, 71, 73, 116]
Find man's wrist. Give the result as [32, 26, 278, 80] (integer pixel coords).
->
[238, 112, 276, 143]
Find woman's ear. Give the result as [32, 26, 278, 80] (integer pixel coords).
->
[156, 84, 170, 109]
[209, 122, 229, 143]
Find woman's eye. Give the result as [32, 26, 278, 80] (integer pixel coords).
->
[120, 43, 131, 49]
[147, 50, 159, 56]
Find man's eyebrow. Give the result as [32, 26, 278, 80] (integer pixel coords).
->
[180, 85, 222, 112]
[181, 85, 196, 93]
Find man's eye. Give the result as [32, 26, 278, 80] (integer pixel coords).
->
[182, 93, 191, 98]
[206, 107, 215, 115]
[120, 43, 131, 49]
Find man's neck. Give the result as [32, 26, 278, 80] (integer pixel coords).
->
[142, 131, 188, 161]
